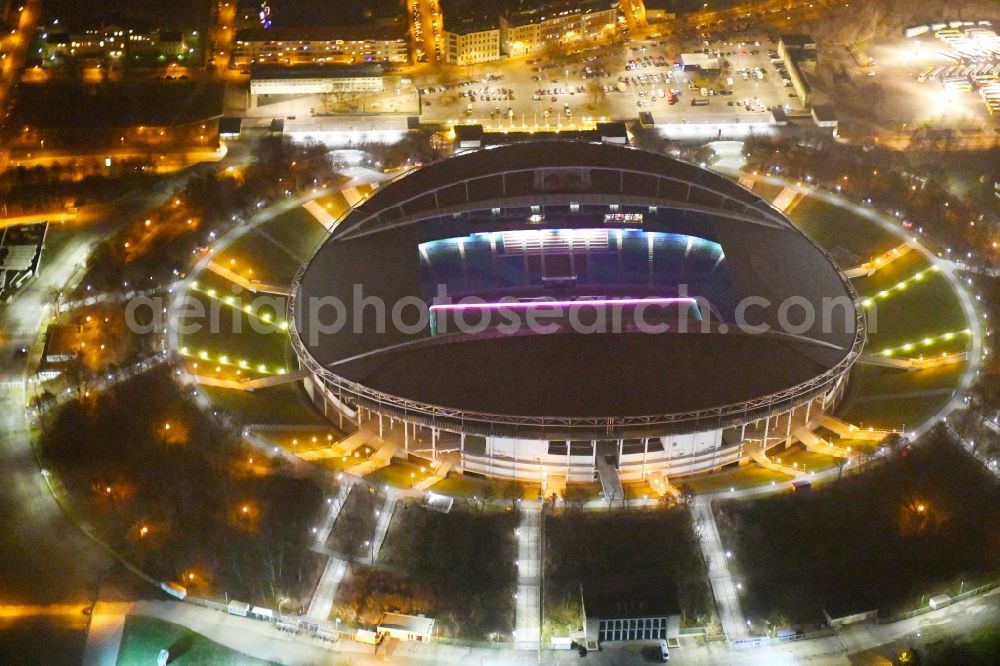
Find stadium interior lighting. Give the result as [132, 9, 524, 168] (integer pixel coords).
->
[429, 296, 699, 312]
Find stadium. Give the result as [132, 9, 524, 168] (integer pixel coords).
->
[290, 141, 867, 485]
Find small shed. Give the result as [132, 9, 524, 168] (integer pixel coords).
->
[227, 600, 250, 617]
[680, 53, 720, 70]
[454, 124, 484, 151]
[377, 612, 435, 641]
[929, 594, 952, 610]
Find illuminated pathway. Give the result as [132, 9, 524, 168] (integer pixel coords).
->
[366, 495, 398, 565]
[844, 242, 913, 278]
[692, 498, 747, 640]
[514, 505, 542, 650]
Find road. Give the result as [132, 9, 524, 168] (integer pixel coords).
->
[80, 583, 1000, 665]
[212, 0, 237, 78]
[0, 140, 259, 663]
[409, 0, 443, 65]
[0, 0, 39, 115]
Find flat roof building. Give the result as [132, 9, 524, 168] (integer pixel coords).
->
[811, 104, 838, 129]
[680, 52, 721, 70]
[232, 25, 409, 69]
[378, 613, 435, 641]
[778, 34, 818, 105]
[248, 63, 383, 108]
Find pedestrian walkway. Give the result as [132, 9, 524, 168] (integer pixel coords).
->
[793, 426, 853, 458]
[306, 483, 355, 621]
[203, 259, 290, 295]
[748, 450, 802, 477]
[595, 454, 624, 504]
[303, 198, 340, 230]
[514, 506, 541, 650]
[843, 242, 912, 278]
[365, 495, 397, 564]
[348, 440, 399, 477]
[189, 370, 305, 392]
[859, 350, 968, 371]
[692, 498, 747, 639]
[771, 186, 803, 213]
[818, 415, 897, 441]
[306, 556, 348, 621]
[298, 423, 377, 461]
[314, 484, 352, 546]
[412, 459, 453, 491]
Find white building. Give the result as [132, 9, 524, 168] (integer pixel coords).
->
[378, 613, 435, 641]
[443, 19, 501, 65]
[500, 0, 618, 56]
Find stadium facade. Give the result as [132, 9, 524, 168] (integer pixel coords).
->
[290, 142, 865, 486]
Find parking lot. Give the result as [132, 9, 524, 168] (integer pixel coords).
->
[862, 25, 1000, 127]
[412, 34, 804, 128]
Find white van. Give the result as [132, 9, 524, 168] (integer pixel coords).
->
[659, 639, 671, 661]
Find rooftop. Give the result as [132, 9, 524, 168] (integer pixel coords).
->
[236, 24, 408, 44]
[441, 0, 500, 34]
[293, 142, 861, 432]
[504, 0, 618, 27]
[779, 34, 817, 48]
[332, 330, 845, 419]
[378, 613, 435, 636]
[250, 63, 383, 81]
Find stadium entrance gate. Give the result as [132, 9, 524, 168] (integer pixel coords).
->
[598, 616, 670, 642]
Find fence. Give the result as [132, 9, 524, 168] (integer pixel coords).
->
[730, 628, 835, 651]
[878, 581, 1000, 625]
[185, 595, 353, 644]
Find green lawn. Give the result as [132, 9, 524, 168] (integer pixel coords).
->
[774, 446, 838, 474]
[196, 384, 327, 426]
[750, 181, 785, 203]
[365, 461, 428, 489]
[787, 196, 900, 260]
[116, 615, 274, 666]
[837, 392, 956, 433]
[430, 473, 544, 501]
[682, 465, 792, 495]
[216, 230, 302, 287]
[254, 207, 329, 262]
[837, 363, 964, 431]
[923, 624, 1000, 664]
[862, 271, 969, 355]
[850, 362, 966, 397]
[177, 293, 290, 374]
[850, 251, 932, 298]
